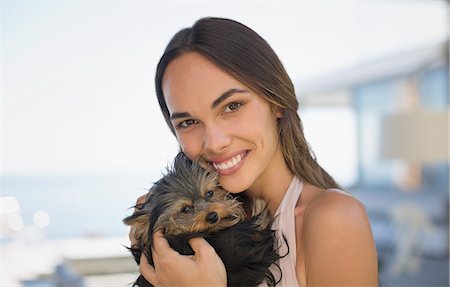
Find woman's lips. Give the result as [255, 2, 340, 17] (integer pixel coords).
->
[207, 151, 249, 176]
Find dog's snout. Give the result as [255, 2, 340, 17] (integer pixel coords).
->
[206, 212, 218, 224]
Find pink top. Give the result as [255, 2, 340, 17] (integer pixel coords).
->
[268, 176, 303, 287]
[262, 176, 351, 287]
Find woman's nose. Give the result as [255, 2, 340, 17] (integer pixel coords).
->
[203, 125, 231, 153]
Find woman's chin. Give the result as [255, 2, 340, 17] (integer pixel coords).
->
[219, 177, 251, 194]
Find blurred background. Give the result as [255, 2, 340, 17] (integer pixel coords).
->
[2, 1, 449, 286]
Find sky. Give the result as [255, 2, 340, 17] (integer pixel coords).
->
[2, 0, 449, 176]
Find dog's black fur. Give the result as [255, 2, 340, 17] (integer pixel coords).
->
[124, 153, 283, 287]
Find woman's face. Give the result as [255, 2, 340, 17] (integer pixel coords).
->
[162, 52, 284, 193]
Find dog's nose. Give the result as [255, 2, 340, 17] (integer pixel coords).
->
[206, 212, 218, 224]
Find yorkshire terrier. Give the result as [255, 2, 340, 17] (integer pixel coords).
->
[123, 153, 282, 287]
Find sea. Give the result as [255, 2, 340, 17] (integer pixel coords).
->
[1, 173, 162, 240]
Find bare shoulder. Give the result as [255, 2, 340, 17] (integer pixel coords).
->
[301, 189, 379, 285]
[304, 190, 368, 229]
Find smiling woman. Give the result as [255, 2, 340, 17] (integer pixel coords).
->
[130, 17, 379, 287]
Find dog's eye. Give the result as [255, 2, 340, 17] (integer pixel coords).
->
[205, 190, 214, 199]
[181, 205, 193, 214]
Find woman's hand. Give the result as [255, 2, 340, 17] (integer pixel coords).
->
[140, 231, 227, 287]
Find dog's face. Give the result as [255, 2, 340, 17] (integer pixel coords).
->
[154, 178, 245, 235]
[124, 153, 246, 252]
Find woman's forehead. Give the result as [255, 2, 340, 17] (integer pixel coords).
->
[162, 52, 248, 111]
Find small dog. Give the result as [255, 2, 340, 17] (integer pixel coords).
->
[124, 153, 282, 287]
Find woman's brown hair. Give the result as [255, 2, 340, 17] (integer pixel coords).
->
[155, 17, 339, 189]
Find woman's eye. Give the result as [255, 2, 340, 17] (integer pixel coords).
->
[224, 102, 242, 113]
[177, 119, 197, 129]
[181, 205, 193, 214]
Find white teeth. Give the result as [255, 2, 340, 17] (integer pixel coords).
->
[212, 153, 245, 171]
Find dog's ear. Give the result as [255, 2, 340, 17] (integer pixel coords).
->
[123, 210, 148, 227]
[124, 210, 150, 245]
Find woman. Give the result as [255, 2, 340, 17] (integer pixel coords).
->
[130, 17, 378, 286]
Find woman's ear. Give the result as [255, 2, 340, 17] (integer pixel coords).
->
[272, 105, 284, 119]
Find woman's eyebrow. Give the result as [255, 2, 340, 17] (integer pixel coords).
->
[170, 112, 191, 120]
[211, 88, 248, 109]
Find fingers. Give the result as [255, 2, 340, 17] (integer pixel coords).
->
[152, 230, 174, 254]
[188, 237, 216, 260]
[134, 194, 148, 211]
[188, 237, 227, 286]
[152, 231, 213, 259]
[139, 253, 158, 285]
[150, 231, 180, 286]
[148, 231, 226, 287]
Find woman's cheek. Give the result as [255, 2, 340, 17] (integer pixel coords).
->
[177, 134, 201, 161]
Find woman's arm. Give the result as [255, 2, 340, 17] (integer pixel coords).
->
[302, 193, 379, 286]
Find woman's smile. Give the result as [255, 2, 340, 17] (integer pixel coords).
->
[207, 150, 250, 176]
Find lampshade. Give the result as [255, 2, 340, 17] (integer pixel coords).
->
[380, 110, 449, 163]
